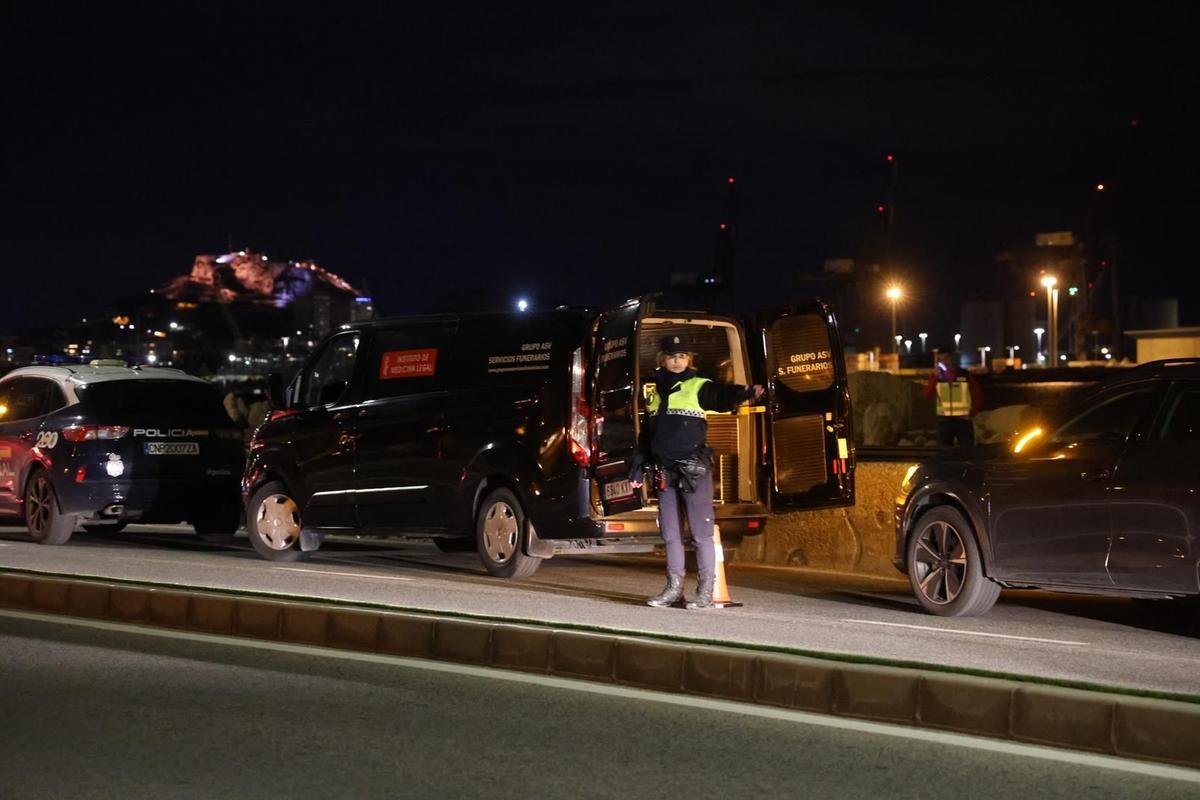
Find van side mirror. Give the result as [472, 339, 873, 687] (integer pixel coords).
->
[267, 373, 288, 409]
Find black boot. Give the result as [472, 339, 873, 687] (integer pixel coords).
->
[647, 573, 685, 607]
[686, 571, 716, 609]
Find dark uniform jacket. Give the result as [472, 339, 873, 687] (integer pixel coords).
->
[644, 367, 756, 463]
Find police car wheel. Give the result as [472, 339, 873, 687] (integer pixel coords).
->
[24, 471, 76, 546]
[906, 506, 1000, 617]
[476, 488, 541, 579]
[246, 481, 306, 562]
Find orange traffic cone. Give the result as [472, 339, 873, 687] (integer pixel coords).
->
[710, 524, 742, 609]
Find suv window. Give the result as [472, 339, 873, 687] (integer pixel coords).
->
[0, 377, 51, 422]
[42, 382, 67, 416]
[1156, 383, 1200, 443]
[1050, 386, 1156, 446]
[77, 380, 229, 425]
[364, 325, 453, 400]
[299, 333, 361, 408]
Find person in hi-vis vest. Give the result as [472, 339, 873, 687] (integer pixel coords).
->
[922, 351, 983, 448]
[630, 334, 763, 609]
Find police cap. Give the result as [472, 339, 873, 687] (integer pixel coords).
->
[659, 334, 690, 355]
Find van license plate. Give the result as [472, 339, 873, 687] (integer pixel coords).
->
[144, 442, 200, 455]
[603, 479, 633, 501]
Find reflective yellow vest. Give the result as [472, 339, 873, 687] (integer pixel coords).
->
[645, 376, 709, 417]
[936, 377, 972, 417]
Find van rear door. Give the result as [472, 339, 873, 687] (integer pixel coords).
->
[591, 298, 644, 515]
[753, 301, 855, 510]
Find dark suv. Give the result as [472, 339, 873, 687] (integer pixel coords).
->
[895, 359, 1200, 616]
[0, 363, 245, 544]
[243, 297, 856, 577]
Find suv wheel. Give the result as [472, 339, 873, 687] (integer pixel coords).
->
[25, 471, 75, 545]
[476, 488, 541, 579]
[907, 506, 1000, 616]
[246, 481, 306, 562]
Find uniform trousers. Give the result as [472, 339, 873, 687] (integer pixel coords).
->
[657, 469, 715, 576]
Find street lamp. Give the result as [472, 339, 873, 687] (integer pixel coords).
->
[977, 345, 991, 367]
[918, 332, 928, 353]
[1041, 275, 1059, 366]
[954, 332, 961, 351]
[904, 339, 913, 354]
[885, 286, 903, 353]
[1033, 327, 1044, 364]
[1006, 344, 1020, 361]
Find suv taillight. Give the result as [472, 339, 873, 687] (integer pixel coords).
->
[61, 425, 131, 442]
[567, 347, 591, 468]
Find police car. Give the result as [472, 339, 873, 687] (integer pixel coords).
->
[0, 362, 245, 544]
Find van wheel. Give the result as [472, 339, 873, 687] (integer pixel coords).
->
[25, 471, 76, 545]
[476, 488, 541, 579]
[246, 481, 306, 562]
[906, 506, 1000, 617]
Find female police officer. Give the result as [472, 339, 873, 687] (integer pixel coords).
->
[631, 334, 764, 609]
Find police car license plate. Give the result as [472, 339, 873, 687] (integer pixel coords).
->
[603, 479, 633, 501]
[144, 442, 200, 455]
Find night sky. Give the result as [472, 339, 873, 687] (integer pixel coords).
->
[7, 4, 1198, 341]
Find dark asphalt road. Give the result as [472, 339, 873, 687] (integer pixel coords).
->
[1, 612, 1197, 799]
[1, 524, 1198, 696]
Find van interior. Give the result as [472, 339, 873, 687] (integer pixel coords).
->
[633, 317, 762, 508]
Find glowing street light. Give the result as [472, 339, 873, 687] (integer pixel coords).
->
[954, 333, 961, 351]
[1041, 275, 1059, 365]
[516, 298, 529, 312]
[885, 285, 903, 352]
[918, 332, 928, 353]
[1006, 344, 1020, 360]
[904, 339, 913, 354]
[977, 345, 991, 366]
[1033, 327, 1045, 361]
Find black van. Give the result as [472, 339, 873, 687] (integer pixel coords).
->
[242, 297, 855, 577]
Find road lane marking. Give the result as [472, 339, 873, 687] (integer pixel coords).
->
[843, 618, 1088, 646]
[2, 608, 1193, 784]
[273, 566, 414, 581]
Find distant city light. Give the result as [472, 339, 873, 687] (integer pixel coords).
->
[168, 321, 180, 329]
[1096, 183, 1105, 191]
[727, 176, 736, 184]
[228, 354, 237, 363]
[146, 354, 157, 364]
[1040, 275, 1057, 289]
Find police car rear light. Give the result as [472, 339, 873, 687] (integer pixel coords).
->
[61, 425, 131, 442]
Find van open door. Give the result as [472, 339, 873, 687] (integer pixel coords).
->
[591, 298, 645, 515]
[752, 301, 855, 510]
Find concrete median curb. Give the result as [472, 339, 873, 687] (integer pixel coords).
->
[2, 570, 1198, 769]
